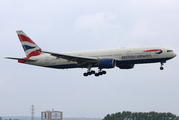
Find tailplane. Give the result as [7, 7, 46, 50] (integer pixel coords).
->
[17, 30, 42, 58]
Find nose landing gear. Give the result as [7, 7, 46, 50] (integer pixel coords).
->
[160, 66, 164, 70]
[160, 61, 166, 70]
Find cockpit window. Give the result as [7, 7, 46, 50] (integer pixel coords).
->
[167, 50, 173, 52]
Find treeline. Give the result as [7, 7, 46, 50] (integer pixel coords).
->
[103, 111, 179, 120]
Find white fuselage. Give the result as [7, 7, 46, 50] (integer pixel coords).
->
[25, 46, 176, 69]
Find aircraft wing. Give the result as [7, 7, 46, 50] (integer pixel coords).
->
[40, 50, 98, 63]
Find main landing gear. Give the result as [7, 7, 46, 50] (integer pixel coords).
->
[94, 70, 106, 77]
[83, 70, 107, 77]
[83, 70, 95, 76]
[160, 61, 166, 70]
[83, 64, 95, 76]
[83, 65, 107, 77]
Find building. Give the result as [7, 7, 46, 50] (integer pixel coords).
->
[41, 110, 62, 120]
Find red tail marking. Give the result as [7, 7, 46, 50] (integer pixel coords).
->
[27, 50, 42, 58]
[18, 34, 35, 44]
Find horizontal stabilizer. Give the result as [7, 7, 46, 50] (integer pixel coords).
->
[5, 57, 37, 61]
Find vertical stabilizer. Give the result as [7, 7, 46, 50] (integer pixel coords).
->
[17, 30, 42, 58]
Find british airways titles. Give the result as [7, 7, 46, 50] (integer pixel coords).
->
[122, 54, 152, 59]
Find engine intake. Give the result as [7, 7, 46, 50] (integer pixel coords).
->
[98, 59, 116, 69]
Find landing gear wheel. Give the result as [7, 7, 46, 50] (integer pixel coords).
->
[102, 71, 106, 74]
[83, 73, 88, 76]
[95, 73, 99, 77]
[160, 67, 164, 70]
[98, 72, 103, 75]
[91, 70, 95, 74]
[87, 72, 92, 75]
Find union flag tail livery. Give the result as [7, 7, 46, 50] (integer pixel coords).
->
[17, 30, 42, 58]
[6, 30, 176, 77]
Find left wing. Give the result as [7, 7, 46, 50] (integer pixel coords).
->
[40, 50, 98, 63]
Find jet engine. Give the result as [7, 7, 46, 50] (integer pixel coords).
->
[98, 59, 116, 69]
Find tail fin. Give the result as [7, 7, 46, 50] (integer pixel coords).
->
[17, 30, 42, 58]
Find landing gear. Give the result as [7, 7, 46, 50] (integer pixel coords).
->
[160, 61, 165, 70]
[83, 63, 108, 77]
[94, 70, 106, 77]
[160, 67, 164, 70]
[83, 64, 96, 77]
[83, 66, 107, 77]
[83, 70, 95, 76]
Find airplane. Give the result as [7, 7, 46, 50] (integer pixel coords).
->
[6, 30, 177, 77]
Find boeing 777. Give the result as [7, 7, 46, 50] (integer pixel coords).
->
[6, 30, 177, 77]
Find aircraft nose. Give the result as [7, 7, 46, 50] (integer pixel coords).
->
[173, 53, 177, 57]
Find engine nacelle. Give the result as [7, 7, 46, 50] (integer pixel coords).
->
[98, 59, 116, 69]
[117, 64, 134, 69]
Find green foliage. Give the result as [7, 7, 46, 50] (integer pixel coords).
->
[103, 111, 179, 120]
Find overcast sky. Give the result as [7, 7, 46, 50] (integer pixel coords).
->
[1, 0, 179, 118]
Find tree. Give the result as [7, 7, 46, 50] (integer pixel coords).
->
[103, 111, 179, 120]
[104, 114, 112, 120]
